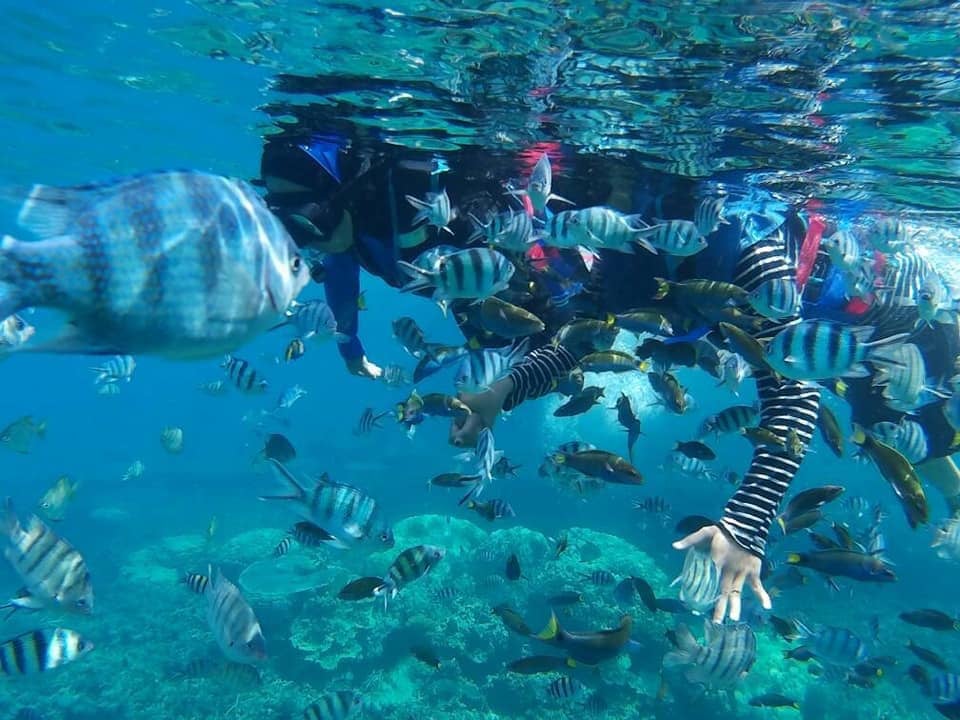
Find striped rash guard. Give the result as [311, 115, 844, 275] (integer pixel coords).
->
[502, 216, 821, 559]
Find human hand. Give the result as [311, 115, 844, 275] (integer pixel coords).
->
[672, 523, 771, 623]
[448, 377, 514, 448]
[346, 355, 383, 380]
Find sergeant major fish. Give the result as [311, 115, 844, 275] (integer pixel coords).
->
[373, 545, 445, 608]
[0, 314, 34, 350]
[37, 476, 79, 522]
[507, 152, 573, 213]
[0, 171, 309, 357]
[206, 566, 266, 664]
[663, 621, 757, 689]
[397, 248, 515, 315]
[0, 627, 92, 675]
[89, 354, 135, 384]
[0, 499, 93, 614]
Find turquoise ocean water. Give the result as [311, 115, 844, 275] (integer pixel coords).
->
[1, 2, 960, 719]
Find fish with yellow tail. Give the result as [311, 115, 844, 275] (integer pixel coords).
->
[534, 611, 634, 666]
[851, 425, 928, 528]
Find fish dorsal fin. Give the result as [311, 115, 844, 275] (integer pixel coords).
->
[15, 182, 118, 238]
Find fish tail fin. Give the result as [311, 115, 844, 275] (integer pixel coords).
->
[792, 619, 813, 639]
[396, 261, 433, 292]
[662, 624, 697, 668]
[0, 236, 30, 321]
[652, 277, 670, 300]
[259, 459, 307, 503]
[535, 611, 560, 641]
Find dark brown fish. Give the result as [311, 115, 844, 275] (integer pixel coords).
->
[554, 387, 604, 417]
[506, 553, 522, 581]
[337, 576, 383, 601]
[263, 433, 296, 463]
[411, 645, 441, 669]
[535, 612, 633, 666]
[674, 440, 716, 461]
[506, 655, 571, 675]
[675, 515, 714, 535]
[493, 604, 532, 636]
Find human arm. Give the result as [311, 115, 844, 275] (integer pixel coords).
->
[322, 249, 382, 379]
[676, 228, 821, 622]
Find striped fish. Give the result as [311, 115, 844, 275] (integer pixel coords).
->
[454, 340, 528, 393]
[546, 676, 581, 700]
[765, 321, 908, 381]
[397, 248, 515, 314]
[694, 196, 729, 236]
[303, 691, 363, 720]
[284, 338, 306, 362]
[0, 171, 309, 357]
[272, 536, 293, 558]
[698, 404, 759, 437]
[932, 517, 960, 562]
[865, 216, 912, 253]
[821, 230, 862, 273]
[663, 620, 756, 689]
[261, 461, 394, 549]
[391, 316, 430, 358]
[405, 189, 454, 234]
[89, 354, 135, 384]
[793, 622, 866, 666]
[634, 219, 707, 256]
[354, 407, 390, 435]
[664, 451, 715, 482]
[926, 671, 960, 702]
[475, 427, 497, 489]
[0, 628, 93, 675]
[0, 313, 34, 350]
[542, 207, 657, 255]
[274, 299, 340, 341]
[871, 343, 944, 412]
[868, 420, 929, 465]
[468, 209, 533, 251]
[0, 500, 93, 614]
[290, 521, 337, 548]
[507, 152, 573, 213]
[671, 548, 720, 614]
[746, 277, 800, 320]
[374, 545, 445, 607]
[206, 566, 266, 664]
[181, 572, 210, 595]
[221, 355, 268, 393]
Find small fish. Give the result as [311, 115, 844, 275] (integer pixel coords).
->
[900, 609, 960, 632]
[633, 496, 671, 514]
[277, 384, 308, 409]
[199, 379, 229, 396]
[354, 407, 390, 435]
[262, 433, 296, 464]
[769, 615, 802, 642]
[0, 314, 34, 350]
[90, 354, 136, 384]
[506, 553, 523, 581]
[392, 316, 431, 358]
[398, 248, 515, 314]
[672, 548, 720, 615]
[553, 448, 643, 485]
[406, 189, 455, 234]
[337, 577, 383, 601]
[96, 383, 121, 396]
[851, 426, 928, 528]
[614, 392, 644, 462]
[614, 310, 674, 337]
[469, 296, 545, 339]
[907, 639, 949, 670]
[181, 572, 210, 595]
[508, 152, 573, 213]
[547, 676, 582, 700]
[272, 536, 293, 558]
[0, 627, 93, 675]
[432, 586, 458, 601]
[647, 371, 688, 414]
[695, 196, 729, 236]
[698, 404, 759, 437]
[0, 416, 46, 454]
[410, 645, 441, 669]
[580, 350, 649, 374]
[36, 475, 79, 522]
[749, 693, 800, 710]
[492, 604, 532, 636]
[794, 622, 866, 666]
[587, 570, 615, 586]
[455, 340, 528, 393]
[0, 499, 93, 614]
[613, 576, 657, 613]
[465, 499, 515, 522]
[221, 355, 268, 393]
[635, 219, 707, 256]
[160, 426, 184, 454]
[554, 387, 605, 417]
[584, 692, 608, 715]
[932, 516, 960, 561]
[663, 451, 714, 482]
[663, 621, 757, 688]
[380, 364, 411, 388]
[674, 440, 716, 461]
[506, 655, 570, 674]
[373, 545, 445, 607]
[429, 473, 481, 489]
[206, 566, 266, 664]
[303, 691, 363, 720]
[786, 550, 896, 582]
[271, 299, 340, 341]
[120, 460, 144, 483]
[779, 486, 845, 525]
[284, 337, 306, 362]
[553, 533, 568, 558]
[747, 278, 801, 320]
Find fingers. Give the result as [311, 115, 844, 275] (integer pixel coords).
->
[727, 570, 747, 622]
[449, 413, 482, 448]
[672, 524, 717, 551]
[748, 572, 773, 611]
[712, 590, 729, 624]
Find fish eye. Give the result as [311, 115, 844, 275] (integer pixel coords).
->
[291, 255, 303, 273]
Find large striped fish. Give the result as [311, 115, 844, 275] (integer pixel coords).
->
[0, 499, 93, 614]
[764, 320, 908, 381]
[671, 548, 720, 614]
[0, 171, 309, 358]
[0, 627, 93, 675]
[206, 566, 266, 665]
[663, 621, 756, 689]
[303, 691, 364, 720]
[396, 248, 515, 315]
[542, 207, 657, 255]
[261, 460, 394, 549]
[373, 545, 445, 608]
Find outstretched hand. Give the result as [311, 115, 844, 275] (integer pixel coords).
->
[346, 355, 383, 380]
[448, 378, 514, 448]
[673, 523, 771, 624]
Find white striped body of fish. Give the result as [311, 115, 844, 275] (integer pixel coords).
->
[405, 189, 455, 234]
[506, 152, 572, 213]
[671, 547, 720, 614]
[454, 339, 529, 393]
[0, 171, 309, 358]
[0, 500, 93, 613]
[0, 627, 92, 675]
[663, 620, 756, 689]
[543, 207, 658, 256]
[397, 248, 515, 314]
[206, 566, 265, 664]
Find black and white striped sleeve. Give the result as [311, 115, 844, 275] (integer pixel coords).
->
[502, 345, 579, 411]
[719, 236, 821, 558]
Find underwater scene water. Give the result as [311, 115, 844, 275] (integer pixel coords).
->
[3, 1, 960, 719]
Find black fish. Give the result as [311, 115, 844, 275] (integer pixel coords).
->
[337, 576, 383, 601]
[536, 612, 633, 665]
[900, 609, 960, 631]
[675, 515, 713, 535]
[411, 645, 441, 669]
[547, 675, 581, 699]
[547, 591, 582, 606]
[674, 440, 716, 461]
[654, 598, 688, 614]
[614, 393, 644, 462]
[554, 387, 604, 417]
[769, 615, 801, 642]
[493, 604, 532, 636]
[506, 553, 522, 581]
[506, 655, 570, 674]
[263, 433, 296, 463]
[907, 639, 949, 670]
[355, 407, 391, 435]
[750, 693, 799, 709]
[613, 576, 657, 613]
